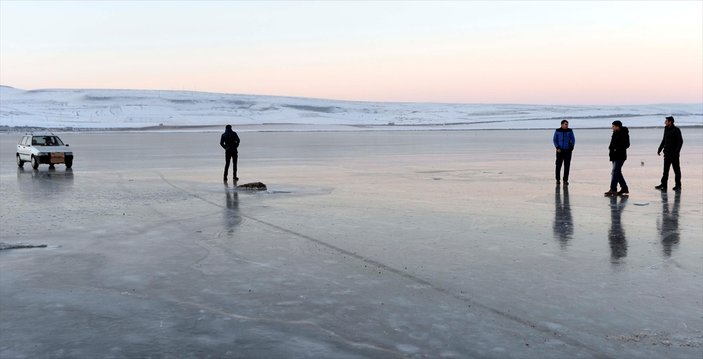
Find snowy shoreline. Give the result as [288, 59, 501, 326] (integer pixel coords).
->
[1, 123, 702, 134]
[2, 86, 702, 132]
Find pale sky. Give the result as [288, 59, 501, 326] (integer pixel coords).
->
[1, 1, 701, 105]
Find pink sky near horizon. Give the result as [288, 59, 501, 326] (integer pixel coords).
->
[1, 1, 701, 105]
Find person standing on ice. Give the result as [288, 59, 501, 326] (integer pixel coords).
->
[604, 120, 630, 197]
[553, 119, 575, 185]
[220, 124, 240, 182]
[655, 116, 683, 191]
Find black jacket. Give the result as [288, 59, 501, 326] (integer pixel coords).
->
[609, 127, 630, 161]
[220, 129, 240, 151]
[657, 125, 683, 158]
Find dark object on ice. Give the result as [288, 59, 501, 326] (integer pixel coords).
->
[0, 242, 48, 251]
[237, 182, 267, 191]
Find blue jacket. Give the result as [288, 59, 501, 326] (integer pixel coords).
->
[553, 128, 575, 150]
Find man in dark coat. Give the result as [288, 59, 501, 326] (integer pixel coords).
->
[655, 116, 683, 191]
[220, 125, 240, 182]
[605, 120, 630, 197]
[553, 119, 576, 185]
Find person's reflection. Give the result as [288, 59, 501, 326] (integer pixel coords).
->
[553, 184, 573, 249]
[224, 183, 242, 236]
[608, 196, 628, 264]
[658, 191, 681, 257]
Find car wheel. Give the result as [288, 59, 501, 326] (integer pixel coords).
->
[31, 156, 39, 170]
[65, 159, 73, 169]
[16, 154, 24, 167]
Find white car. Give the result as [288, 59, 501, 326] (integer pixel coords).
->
[16, 133, 74, 169]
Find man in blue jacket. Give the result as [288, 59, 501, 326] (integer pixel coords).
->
[553, 120, 575, 185]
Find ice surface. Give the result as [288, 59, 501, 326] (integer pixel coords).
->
[1, 128, 702, 358]
[1, 85, 702, 130]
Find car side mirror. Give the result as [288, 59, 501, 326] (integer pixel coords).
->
[65, 144, 69, 147]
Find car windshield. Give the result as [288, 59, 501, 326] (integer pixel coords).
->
[32, 136, 64, 146]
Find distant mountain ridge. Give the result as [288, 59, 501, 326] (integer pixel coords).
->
[1, 86, 701, 131]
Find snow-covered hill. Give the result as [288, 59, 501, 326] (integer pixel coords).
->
[1, 86, 701, 131]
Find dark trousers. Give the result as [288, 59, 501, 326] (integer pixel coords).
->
[610, 160, 628, 192]
[660, 156, 681, 186]
[224, 149, 238, 179]
[555, 149, 572, 181]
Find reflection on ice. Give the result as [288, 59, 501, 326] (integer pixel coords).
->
[553, 185, 573, 249]
[223, 183, 241, 236]
[608, 196, 628, 265]
[1, 129, 701, 358]
[16, 167, 74, 195]
[659, 191, 681, 257]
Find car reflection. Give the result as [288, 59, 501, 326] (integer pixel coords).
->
[608, 196, 628, 265]
[17, 167, 74, 196]
[553, 184, 573, 249]
[658, 191, 681, 257]
[224, 183, 242, 236]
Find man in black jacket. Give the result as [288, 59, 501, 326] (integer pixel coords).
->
[655, 116, 683, 191]
[220, 125, 240, 182]
[605, 120, 630, 197]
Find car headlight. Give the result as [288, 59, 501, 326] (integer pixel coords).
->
[37, 152, 47, 156]
[64, 152, 73, 156]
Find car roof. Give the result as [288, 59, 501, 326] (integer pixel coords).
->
[29, 132, 56, 136]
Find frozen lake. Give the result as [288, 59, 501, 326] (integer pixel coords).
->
[1, 128, 702, 358]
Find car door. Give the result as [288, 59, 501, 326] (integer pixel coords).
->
[18, 136, 31, 160]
